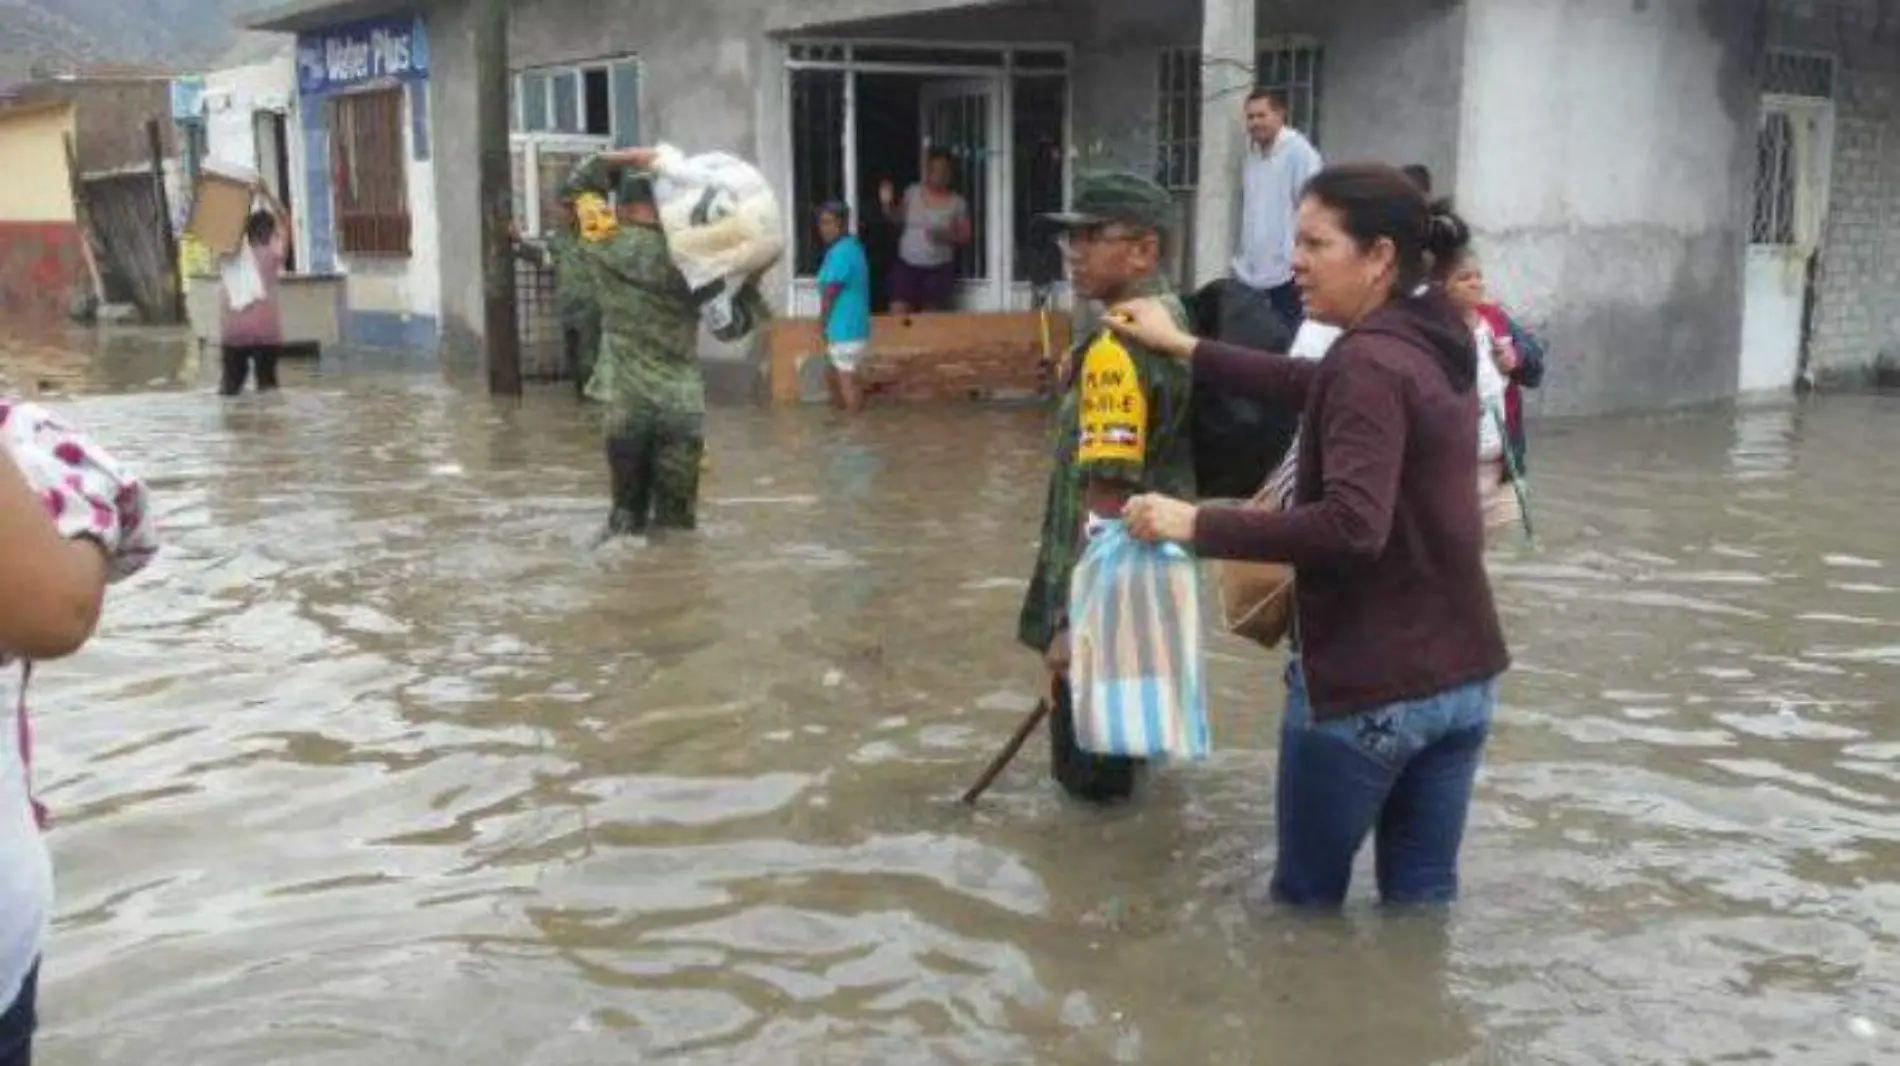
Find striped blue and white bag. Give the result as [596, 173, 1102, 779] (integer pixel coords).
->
[1067, 518, 1211, 760]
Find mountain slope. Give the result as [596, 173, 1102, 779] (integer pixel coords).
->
[0, 0, 101, 84]
[0, 0, 259, 86]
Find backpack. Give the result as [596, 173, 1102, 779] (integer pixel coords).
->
[1182, 279, 1300, 500]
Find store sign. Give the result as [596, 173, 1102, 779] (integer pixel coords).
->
[297, 15, 429, 96]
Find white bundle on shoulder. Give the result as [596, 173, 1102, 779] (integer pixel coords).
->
[648, 143, 784, 340]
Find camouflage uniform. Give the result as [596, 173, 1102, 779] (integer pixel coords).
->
[517, 228, 602, 397]
[1016, 172, 1197, 803]
[568, 155, 706, 534]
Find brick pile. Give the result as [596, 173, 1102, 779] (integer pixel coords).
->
[857, 337, 1051, 403]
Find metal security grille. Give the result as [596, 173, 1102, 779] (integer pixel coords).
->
[329, 88, 411, 257]
[1257, 39, 1323, 142]
[790, 68, 846, 276]
[1763, 49, 1836, 100]
[1156, 49, 1201, 190]
[924, 90, 989, 279]
[513, 257, 564, 380]
[1154, 40, 1323, 191]
[1013, 74, 1067, 283]
[1751, 110, 1798, 246]
[1750, 51, 1834, 248]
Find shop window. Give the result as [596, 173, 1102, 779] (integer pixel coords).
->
[512, 61, 634, 140]
[330, 87, 411, 257]
[510, 57, 640, 236]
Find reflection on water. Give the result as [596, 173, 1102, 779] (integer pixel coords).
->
[14, 349, 1900, 1065]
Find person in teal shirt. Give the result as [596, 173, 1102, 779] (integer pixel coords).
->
[815, 201, 873, 413]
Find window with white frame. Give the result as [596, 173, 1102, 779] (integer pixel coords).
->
[1155, 37, 1323, 191]
[509, 57, 641, 236]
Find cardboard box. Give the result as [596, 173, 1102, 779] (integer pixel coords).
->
[186, 161, 260, 256]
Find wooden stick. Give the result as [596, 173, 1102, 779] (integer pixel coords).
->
[961, 699, 1050, 806]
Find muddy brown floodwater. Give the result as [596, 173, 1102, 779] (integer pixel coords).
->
[11, 336, 1900, 1065]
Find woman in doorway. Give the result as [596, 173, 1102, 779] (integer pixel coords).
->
[1107, 164, 1510, 908]
[878, 149, 971, 314]
[1, 399, 158, 1066]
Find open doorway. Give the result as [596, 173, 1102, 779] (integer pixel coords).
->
[852, 72, 997, 312]
[785, 45, 1069, 317]
[254, 110, 296, 272]
[853, 74, 919, 313]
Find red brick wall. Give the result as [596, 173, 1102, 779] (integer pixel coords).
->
[0, 221, 86, 320]
[769, 311, 1068, 405]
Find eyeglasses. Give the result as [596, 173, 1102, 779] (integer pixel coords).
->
[1055, 227, 1144, 255]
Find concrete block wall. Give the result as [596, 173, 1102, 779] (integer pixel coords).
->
[1062, 0, 1463, 180]
[1766, 0, 1900, 386]
[432, 0, 1471, 368]
[1458, 0, 1759, 416]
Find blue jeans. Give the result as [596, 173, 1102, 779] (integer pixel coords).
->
[1271, 662, 1496, 907]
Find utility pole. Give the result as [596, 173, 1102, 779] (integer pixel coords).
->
[475, 0, 522, 397]
[1192, 0, 1254, 287]
[148, 118, 186, 324]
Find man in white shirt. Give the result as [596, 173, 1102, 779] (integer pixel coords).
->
[1232, 88, 1322, 331]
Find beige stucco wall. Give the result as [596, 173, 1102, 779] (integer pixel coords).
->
[0, 104, 78, 222]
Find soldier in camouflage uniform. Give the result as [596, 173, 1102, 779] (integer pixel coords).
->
[1017, 171, 1197, 804]
[567, 149, 706, 537]
[512, 193, 602, 399]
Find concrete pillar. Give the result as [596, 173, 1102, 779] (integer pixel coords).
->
[1191, 0, 1254, 287]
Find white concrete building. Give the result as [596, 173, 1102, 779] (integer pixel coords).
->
[175, 24, 443, 353]
[238, 0, 1900, 413]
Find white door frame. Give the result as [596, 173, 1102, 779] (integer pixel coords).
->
[1740, 93, 1834, 393]
[778, 42, 1073, 317]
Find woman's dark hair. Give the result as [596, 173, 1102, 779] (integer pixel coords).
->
[816, 199, 851, 227]
[1300, 163, 1470, 295]
[245, 209, 277, 247]
[926, 148, 955, 168]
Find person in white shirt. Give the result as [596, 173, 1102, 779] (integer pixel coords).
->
[1233, 88, 1323, 331]
[1, 401, 158, 1066]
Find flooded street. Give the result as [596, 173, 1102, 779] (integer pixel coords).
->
[12, 339, 1900, 1065]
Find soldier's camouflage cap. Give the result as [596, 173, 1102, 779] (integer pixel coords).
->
[554, 168, 654, 206]
[1040, 170, 1176, 232]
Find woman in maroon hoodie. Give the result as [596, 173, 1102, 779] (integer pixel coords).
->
[1111, 164, 1510, 907]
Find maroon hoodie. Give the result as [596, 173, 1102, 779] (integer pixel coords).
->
[1191, 290, 1510, 719]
